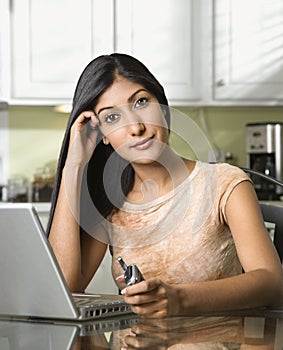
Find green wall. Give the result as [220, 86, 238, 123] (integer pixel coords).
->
[8, 105, 283, 181]
[8, 106, 68, 181]
[175, 106, 283, 166]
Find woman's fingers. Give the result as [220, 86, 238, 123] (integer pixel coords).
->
[70, 111, 99, 140]
[67, 111, 100, 166]
[121, 278, 162, 297]
[121, 279, 171, 317]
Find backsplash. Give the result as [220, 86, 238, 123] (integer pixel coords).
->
[6, 105, 283, 182]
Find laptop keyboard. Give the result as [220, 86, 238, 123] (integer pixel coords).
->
[72, 294, 124, 306]
[72, 294, 132, 319]
[73, 296, 115, 307]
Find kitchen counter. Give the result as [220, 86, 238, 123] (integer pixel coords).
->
[260, 201, 283, 207]
[0, 202, 51, 227]
[0, 308, 282, 349]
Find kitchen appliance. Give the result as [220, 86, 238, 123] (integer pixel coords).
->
[246, 122, 283, 200]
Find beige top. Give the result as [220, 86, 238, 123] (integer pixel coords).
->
[105, 161, 251, 289]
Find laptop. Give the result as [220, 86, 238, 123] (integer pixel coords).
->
[0, 203, 132, 321]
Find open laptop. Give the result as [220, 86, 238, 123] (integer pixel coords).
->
[0, 203, 132, 321]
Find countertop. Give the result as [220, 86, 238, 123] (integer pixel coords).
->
[260, 201, 283, 207]
[0, 202, 51, 212]
[0, 308, 282, 349]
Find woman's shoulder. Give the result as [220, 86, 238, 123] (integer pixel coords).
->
[217, 163, 253, 187]
[200, 162, 250, 180]
[194, 162, 252, 198]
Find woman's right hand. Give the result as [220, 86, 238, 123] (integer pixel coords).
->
[67, 111, 100, 167]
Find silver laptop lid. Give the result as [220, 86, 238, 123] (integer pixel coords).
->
[0, 203, 78, 320]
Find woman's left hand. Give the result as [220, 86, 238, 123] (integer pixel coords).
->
[121, 278, 180, 318]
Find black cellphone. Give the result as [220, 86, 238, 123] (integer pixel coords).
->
[118, 256, 144, 286]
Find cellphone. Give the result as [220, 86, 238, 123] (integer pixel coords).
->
[118, 256, 144, 286]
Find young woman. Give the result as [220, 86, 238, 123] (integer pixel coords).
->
[48, 53, 283, 318]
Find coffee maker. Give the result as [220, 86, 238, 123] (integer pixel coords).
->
[246, 122, 283, 200]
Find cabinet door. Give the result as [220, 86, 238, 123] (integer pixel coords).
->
[114, 0, 203, 105]
[214, 0, 283, 103]
[11, 0, 114, 103]
[0, 0, 10, 102]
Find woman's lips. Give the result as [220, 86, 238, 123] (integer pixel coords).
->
[130, 136, 154, 150]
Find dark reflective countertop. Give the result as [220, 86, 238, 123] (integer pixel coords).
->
[0, 308, 282, 349]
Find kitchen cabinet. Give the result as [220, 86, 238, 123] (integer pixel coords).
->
[213, 0, 283, 104]
[114, 0, 203, 104]
[7, 0, 283, 106]
[0, 0, 10, 102]
[85, 249, 117, 295]
[9, 0, 203, 105]
[10, 0, 114, 104]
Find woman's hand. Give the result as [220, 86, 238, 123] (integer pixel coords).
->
[66, 110, 100, 167]
[121, 278, 180, 318]
[123, 319, 173, 349]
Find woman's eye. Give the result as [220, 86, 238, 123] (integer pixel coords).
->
[104, 113, 121, 124]
[134, 97, 148, 109]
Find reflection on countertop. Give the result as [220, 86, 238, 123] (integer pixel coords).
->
[0, 309, 282, 350]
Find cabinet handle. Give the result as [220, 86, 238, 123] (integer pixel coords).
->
[216, 79, 225, 87]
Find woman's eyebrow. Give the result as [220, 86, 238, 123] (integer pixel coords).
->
[127, 88, 147, 103]
[96, 88, 148, 116]
[96, 105, 114, 117]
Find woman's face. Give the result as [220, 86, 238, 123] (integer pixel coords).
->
[95, 76, 169, 165]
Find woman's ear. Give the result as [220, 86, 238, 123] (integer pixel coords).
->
[103, 136, 110, 145]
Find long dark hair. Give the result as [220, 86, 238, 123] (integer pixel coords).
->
[46, 53, 170, 236]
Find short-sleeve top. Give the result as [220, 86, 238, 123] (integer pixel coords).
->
[104, 161, 252, 289]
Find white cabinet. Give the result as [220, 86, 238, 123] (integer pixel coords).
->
[7, 0, 283, 106]
[9, 0, 202, 105]
[213, 0, 283, 103]
[114, 0, 203, 105]
[0, 1, 9, 187]
[10, 0, 114, 104]
[85, 250, 117, 295]
[0, 0, 10, 102]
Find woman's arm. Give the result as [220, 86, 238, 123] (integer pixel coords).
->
[121, 181, 283, 317]
[223, 180, 283, 306]
[49, 111, 108, 292]
[48, 167, 107, 292]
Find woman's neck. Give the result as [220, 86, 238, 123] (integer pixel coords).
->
[128, 150, 195, 204]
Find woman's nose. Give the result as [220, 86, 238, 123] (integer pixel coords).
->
[126, 113, 146, 136]
[129, 122, 145, 136]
